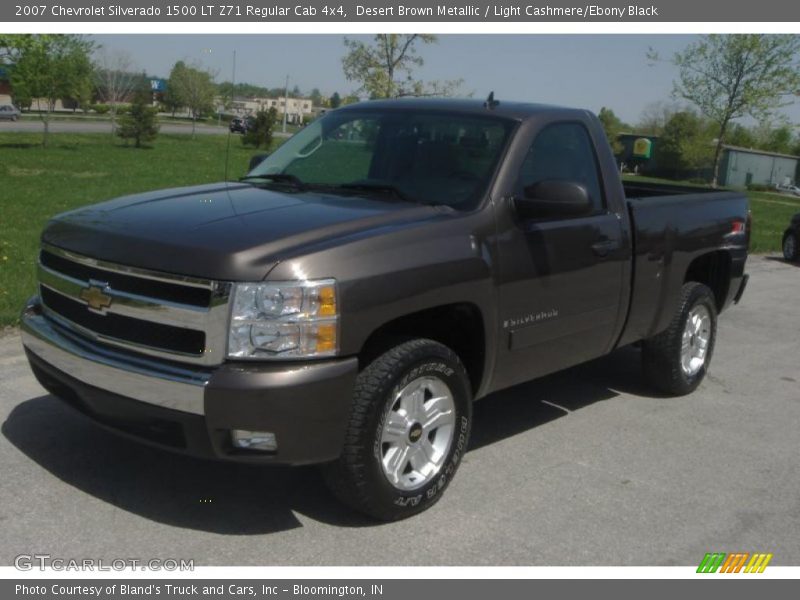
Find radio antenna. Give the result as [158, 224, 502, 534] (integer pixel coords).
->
[223, 49, 236, 182]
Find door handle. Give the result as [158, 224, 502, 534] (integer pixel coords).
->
[591, 239, 620, 257]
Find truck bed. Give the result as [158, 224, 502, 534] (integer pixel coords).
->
[623, 180, 722, 199]
[616, 182, 749, 348]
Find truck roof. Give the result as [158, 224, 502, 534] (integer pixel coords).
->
[335, 97, 590, 121]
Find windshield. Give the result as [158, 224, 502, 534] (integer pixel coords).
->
[247, 109, 515, 209]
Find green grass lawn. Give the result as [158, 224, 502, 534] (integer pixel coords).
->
[0, 132, 280, 326]
[747, 191, 800, 253]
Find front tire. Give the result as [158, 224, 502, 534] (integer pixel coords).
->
[642, 282, 717, 396]
[323, 339, 472, 521]
[783, 232, 799, 262]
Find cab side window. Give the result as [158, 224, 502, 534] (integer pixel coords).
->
[518, 122, 605, 213]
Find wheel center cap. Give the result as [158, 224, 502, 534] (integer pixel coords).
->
[408, 422, 423, 443]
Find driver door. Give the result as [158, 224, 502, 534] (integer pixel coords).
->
[493, 121, 627, 390]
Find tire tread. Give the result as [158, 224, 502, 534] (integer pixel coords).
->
[323, 338, 470, 520]
[642, 282, 717, 396]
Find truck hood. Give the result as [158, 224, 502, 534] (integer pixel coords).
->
[42, 182, 443, 281]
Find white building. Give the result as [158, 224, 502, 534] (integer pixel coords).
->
[719, 145, 799, 188]
[227, 96, 313, 124]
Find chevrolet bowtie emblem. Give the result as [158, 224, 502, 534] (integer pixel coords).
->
[79, 282, 113, 313]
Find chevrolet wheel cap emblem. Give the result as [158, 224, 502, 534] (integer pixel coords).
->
[79, 282, 113, 313]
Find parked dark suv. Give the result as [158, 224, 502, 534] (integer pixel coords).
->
[783, 212, 800, 262]
[229, 116, 254, 134]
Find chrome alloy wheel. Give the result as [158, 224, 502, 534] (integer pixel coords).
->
[379, 376, 456, 491]
[681, 305, 712, 376]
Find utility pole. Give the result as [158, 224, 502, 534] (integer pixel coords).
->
[282, 74, 289, 133]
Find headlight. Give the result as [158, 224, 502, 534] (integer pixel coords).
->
[227, 279, 338, 359]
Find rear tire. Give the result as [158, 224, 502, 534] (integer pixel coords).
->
[783, 232, 799, 262]
[642, 282, 717, 396]
[323, 338, 472, 521]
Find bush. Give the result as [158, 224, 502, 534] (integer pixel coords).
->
[91, 103, 110, 115]
[242, 107, 278, 149]
[116, 85, 159, 148]
[746, 183, 775, 192]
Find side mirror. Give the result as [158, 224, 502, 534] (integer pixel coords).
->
[516, 180, 592, 220]
[248, 153, 270, 171]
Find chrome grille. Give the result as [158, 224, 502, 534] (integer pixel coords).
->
[37, 244, 231, 366]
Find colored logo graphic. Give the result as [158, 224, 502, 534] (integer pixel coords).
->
[697, 552, 773, 573]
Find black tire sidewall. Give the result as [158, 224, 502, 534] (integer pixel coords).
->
[675, 285, 717, 393]
[642, 282, 718, 396]
[362, 344, 472, 518]
[784, 233, 799, 261]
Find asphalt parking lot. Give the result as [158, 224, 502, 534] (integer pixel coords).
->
[1, 255, 798, 566]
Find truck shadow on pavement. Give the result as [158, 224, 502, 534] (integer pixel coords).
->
[469, 346, 657, 450]
[3, 346, 659, 533]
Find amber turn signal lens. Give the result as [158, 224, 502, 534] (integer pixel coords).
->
[315, 322, 337, 353]
[317, 285, 337, 317]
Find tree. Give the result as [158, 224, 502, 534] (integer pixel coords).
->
[0, 34, 32, 63]
[637, 101, 681, 136]
[759, 123, 795, 155]
[719, 121, 798, 154]
[309, 87, 324, 107]
[168, 61, 216, 137]
[116, 78, 159, 148]
[651, 35, 800, 186]
[725, 123, 757, 148]
[597, 107, 626, 154]
[65, 75, 93, 113]
[792, 137, 800, 158]
[94, 48, 140, 136]
[342, 34, 462, 99]
[657, 111, 714, 178]
[1, 35, 31, 110]
[242, 107, 278, 149]
[329, 91, 342, 108]
[2, 34, 94, 146]
[218, 81, 268, 99]
[10, 87, 32, 111]
[163, 61, 187, 117]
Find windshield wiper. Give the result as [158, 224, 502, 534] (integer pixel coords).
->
[239, 173, 306, 190]
[336, 182, 414, 203]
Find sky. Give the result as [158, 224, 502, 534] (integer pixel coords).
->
[90, 34, 800, 127]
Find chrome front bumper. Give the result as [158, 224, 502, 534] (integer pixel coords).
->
[21, 298, 210, 415]
[20, 295, 360, 464]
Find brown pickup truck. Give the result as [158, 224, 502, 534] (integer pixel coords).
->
[21, 98, 749, 520]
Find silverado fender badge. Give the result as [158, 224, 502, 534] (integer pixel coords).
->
[503, 309, 559, 329]
[79, 281, 113, 314]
